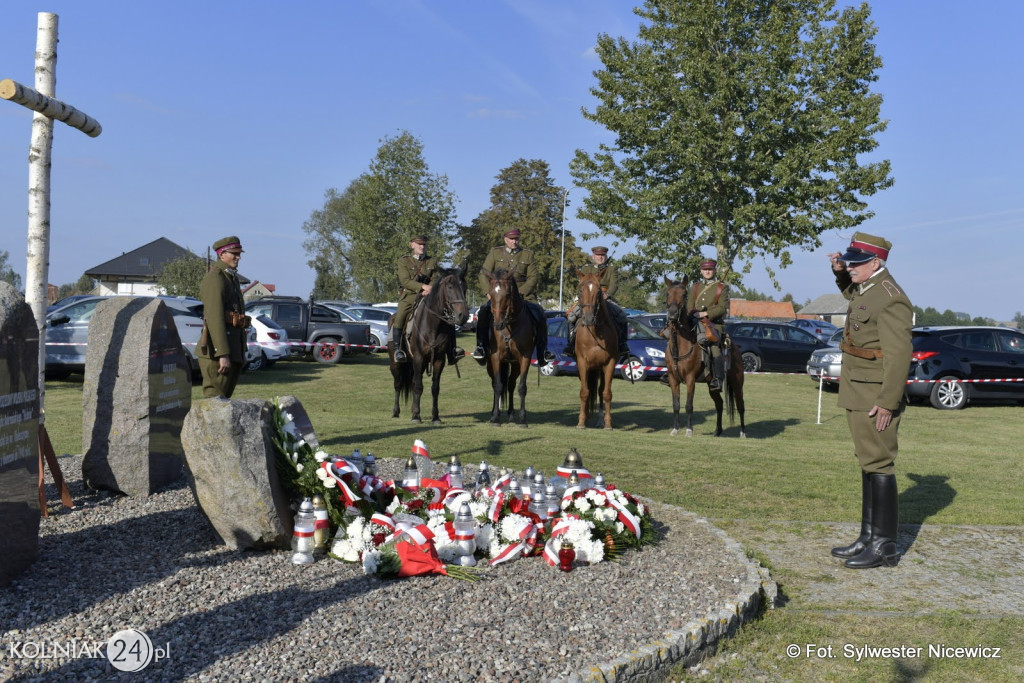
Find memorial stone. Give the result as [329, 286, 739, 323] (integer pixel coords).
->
[182, 397, 296, 550]
[81, 298, 191, 495]
[0, 282, 41, 587]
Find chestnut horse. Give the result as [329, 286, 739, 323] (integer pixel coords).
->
[389, 266, 469, 424]
[574, 269, 618, 429]
[481, 268, 535, 426]
[663, 276, 746, 437]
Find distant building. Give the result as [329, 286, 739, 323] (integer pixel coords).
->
[85, 237, 249, 296]
[729, 300, 796, 320]
[798, 293, 849, 327]
[242, 281, 276, 301]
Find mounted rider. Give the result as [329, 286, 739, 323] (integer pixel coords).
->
[392, 234, 464, 364]
[471, 228, 556, 367]
[690, 258, 730, 391]
[564, 246, 631, 364]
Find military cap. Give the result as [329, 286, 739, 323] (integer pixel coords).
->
[213, 236, 244, 254]
[503, 229, 521, 239]
[410, 235, 428, 244]
[591, 246, 609, 255]
[840, 231, 891, 264]
[699, 259, 717, 269]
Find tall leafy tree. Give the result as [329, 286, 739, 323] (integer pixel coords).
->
[0, 250, 22, 290]
[157, 252, 206, 297]
[571, 0, 891, 288]
[56, 273, 96, 299]
[464, 159, 587, 302]
[302, 131, 458, 301]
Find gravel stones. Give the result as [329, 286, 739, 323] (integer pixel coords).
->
[2, 456, 769, 682]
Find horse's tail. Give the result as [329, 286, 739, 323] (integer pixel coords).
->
[395, 360, 413, 402]
[585, 369, 600, 416]
[724, 372, 735, 425]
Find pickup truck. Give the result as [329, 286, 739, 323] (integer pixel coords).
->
[244, 296, 373, 364]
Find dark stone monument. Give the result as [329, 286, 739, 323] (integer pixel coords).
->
[182, 397, 296, 550]
[0, 282, 41, 587]
[81, 298, 191, 495]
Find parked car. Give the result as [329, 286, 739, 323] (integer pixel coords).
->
[246, 314, 291, 371]
[906, 326, 1024, 409]
[459, 306, 479, 333]
[631, 312, 668, 333]
[44, 295, 208, 379]
[788, 318, 840, 343]
[245, 296, 372, 363]
[806, 329, 845, 387]
[344, 305, 396, 326]
[725, 320, 830, 373]
[46, 294, 97, 314]
[537, 316, 667, 381]
[319, 302, 388, 350]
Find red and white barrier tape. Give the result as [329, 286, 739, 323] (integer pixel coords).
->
[814, 375, 1024, 384]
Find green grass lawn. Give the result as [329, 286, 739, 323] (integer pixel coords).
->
[41, 350, 1024, 680]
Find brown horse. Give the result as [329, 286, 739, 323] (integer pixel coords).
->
[389, 266, 469, 424]
[663, 275, 746, 437]
[574, 269, 618, 429]
[481, 268, 535, 426]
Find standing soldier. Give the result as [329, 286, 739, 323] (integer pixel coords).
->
[199, 236, 248, 398]
[689, 259, 730, 391]
[472, 229, 555, 366]
[828, 232, 913, 569]
[564, 246, 631, 363]
[391, 235, 463, 364]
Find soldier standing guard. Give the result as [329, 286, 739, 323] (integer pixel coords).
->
[472, 229, 555, 366]
[828, 232, 913, 569]
[564, 246, 631, 363]
[198, 236, 248, 398]
[690, 259, 730, 391]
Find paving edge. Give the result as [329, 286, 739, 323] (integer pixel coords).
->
[562, 505, 778, 683]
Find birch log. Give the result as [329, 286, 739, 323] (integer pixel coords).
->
[0, 79, 102, 138]
[24, 13, 59, 416]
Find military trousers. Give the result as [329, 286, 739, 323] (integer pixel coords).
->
[845, 407, 902, 475]
[200, 357, 242, 399]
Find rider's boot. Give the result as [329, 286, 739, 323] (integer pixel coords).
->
[617, 319, 631, 364]
[392, 327, 407, 363]
[710, 354, 726, 392]
[564, 326, 577, 358]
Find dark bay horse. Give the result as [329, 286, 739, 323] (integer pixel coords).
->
[663, 275, 746, 437]
[389, 266, 469, 424]
[574, 269, 618, 429]
[481, 268, 535, 426]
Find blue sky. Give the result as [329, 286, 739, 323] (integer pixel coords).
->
[2, 1, 1022, 321]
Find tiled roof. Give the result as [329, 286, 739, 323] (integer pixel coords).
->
[729, 300, 796, 319]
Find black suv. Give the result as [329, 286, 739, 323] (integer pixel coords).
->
[907, 326, 1024, 409]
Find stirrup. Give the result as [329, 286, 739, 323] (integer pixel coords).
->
[472, 346, 486, 360]
[394, 349, 408, 363]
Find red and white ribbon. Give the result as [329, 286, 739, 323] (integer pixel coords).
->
[412, 439, 430, 459]
[370, 513, 395, 533]
[542, 518, 573, 567]
[489, 522, 538, 566]
[606, 494, 641, 539]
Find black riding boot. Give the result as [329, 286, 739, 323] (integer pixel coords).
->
[529, 304, 555, 367]
[711, 354, 726, 391]
[473, 303, 491, 361]
[392, 327, 407, 363]
[703, 348, 720, 391]
[831, 470, 872, 558]
[565, 324, 577, 358]
[617, 319, 630, 363]
[845, 473, 900, 569]
[448, 337, 465, 364]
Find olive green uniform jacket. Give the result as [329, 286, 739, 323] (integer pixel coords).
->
[394, 254, 439, 331]
[835, 267, 913, 474]
[578, 262, 618, 299]
[690, 278, 730, 335]
[478, 246, 539, 301]
[199, 260, 246, 397]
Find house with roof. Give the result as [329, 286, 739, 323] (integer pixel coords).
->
[729, 299, 796, 320]
[85, 237, 249, 296]
[242, 281, 276, 301]
[797, 293, 849, 327]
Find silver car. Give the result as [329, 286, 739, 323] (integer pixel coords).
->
[806, 329, 844, 386]
[319, 302, 389, 351]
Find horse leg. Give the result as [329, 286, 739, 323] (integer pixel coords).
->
[602, 363, 614, 429]
[709, 385, 725, 436]
[732, 369, 747, 438]
[410, 361, 424, 423]
[577, 360, 589, 429]
[516, 362, 529, 427]
[685, 379, 697, 437]
[391, 363, 401, 418]
[430, 359, 444, 425]
[669, 371, 682, 436]
[489, 362, 503, 425]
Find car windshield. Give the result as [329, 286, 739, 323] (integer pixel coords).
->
[627, 318, 661, 340]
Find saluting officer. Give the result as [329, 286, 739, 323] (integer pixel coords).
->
[828, 232, 913, 570]
[690, 259, 730, 391]
[199, 235, 248, 398]
[472, 228, 555, 366]
[565, 246, 631, 362]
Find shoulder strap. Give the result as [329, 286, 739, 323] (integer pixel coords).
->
[713, 283, 724, 306]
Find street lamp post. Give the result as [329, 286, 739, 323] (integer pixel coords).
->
[558, 189, 569, 311]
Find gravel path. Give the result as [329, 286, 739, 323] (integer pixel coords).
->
[1, 456, 768, 682]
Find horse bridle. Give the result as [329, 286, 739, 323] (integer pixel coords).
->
[576, 278, 605, 325]
[666, 283, 696, 362]
[428, 274, 467, 327]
